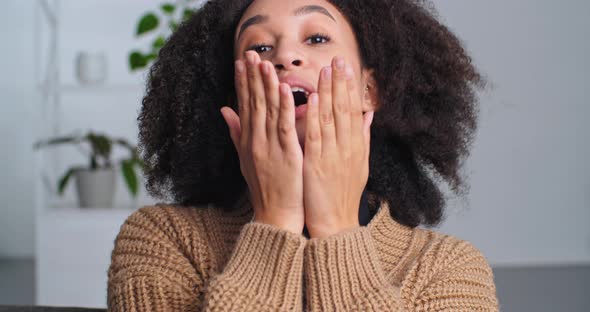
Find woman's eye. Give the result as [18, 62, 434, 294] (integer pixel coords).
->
[306, 33, 331, 45]
[248, 45, 272, 53]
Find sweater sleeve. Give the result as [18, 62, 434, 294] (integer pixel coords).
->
[203, 222, 307, 311]
[303, 227, 499, 311]
[107, 207, 306, 312]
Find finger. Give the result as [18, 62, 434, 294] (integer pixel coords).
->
[245, 51, 267, 143]
[347, 64, 364, 150]
[278, 83, 298, 151]
[305, 93, 321, 160]
[234, 59, 249, 147]
[318, 66, 336, 154]
[261, 61, 280, 145]
[220, 106, 242, 151]
[332, 57, 351, 149]
[363, 111, 374, 160]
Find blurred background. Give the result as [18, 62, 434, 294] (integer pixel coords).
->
[0, 0, 588, 311]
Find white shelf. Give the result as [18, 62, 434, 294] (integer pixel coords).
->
[33, 1, 153, 307]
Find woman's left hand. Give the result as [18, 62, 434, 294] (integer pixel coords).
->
[303, 56, 375, 239]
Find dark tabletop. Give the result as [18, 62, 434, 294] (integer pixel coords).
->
[0, 306, 105, 312]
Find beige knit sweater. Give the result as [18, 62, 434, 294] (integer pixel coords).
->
[107, 200, 499, 311]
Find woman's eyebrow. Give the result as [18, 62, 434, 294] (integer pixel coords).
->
[293, 5, 336, 21]
[237, 5, 336, 39]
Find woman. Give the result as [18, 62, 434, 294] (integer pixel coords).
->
[108, 0, 499, 310]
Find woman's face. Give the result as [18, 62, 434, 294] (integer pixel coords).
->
[234, 0, 376, 147]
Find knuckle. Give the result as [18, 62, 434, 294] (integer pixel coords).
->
[307, 129, 321, 141]
[278, 121, 292, 135]
[321, 112, 334, 124]
[265, 78, 278, 90]
[250, 145, 266, 161]
[334, 102, 349, 114]
[250, 94, 265, 110]
[236, 76, 247, 88]
[266, 110, 276, 121]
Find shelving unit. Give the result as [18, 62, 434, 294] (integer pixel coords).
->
[33, 0, 153, 308]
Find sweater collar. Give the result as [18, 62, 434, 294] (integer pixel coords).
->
[213, 194, 417, 274]
[366, 200, 416, 274]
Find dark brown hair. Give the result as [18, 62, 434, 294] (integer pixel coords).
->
[137, 0, 484, 228]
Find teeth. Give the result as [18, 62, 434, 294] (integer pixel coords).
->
[291, 87, 309, 96]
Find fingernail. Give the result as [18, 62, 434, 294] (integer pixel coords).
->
[280, 83, 290, 95]
[310, 93, 319, 106]
[345, 65, 354, 79]
[335, 57, 345, 70]
[246, 52, 256, 64]
[322, 67, 332, 80]
[235, 60, 244, 74]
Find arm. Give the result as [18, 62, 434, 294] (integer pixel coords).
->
[107, 207, 306, 311]
[203, 222, 306, 311]
[303, 227, 499, 311]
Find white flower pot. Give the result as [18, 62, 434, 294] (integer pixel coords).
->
[75, 51, 107, 85]
[74, 167, 116, 208]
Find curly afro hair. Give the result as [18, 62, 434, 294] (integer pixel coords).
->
[137, 0, 484, 228]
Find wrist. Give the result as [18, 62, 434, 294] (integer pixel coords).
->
[307, 222, 360, 239]
[253, 214, 304, 235]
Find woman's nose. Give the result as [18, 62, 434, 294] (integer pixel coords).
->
[274, 59, 302, 71]
[272, 45, 303, 71]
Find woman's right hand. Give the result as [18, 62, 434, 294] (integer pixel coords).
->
[220, 51, 304, 235]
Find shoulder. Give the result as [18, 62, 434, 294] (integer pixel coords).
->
[414, 228, 494, 277]
[404, 228, 497, 300]
[110, 204, 215, 274]
[112, 203, 253, 266]
[121, 203, 210, 236]
[107, 204, 223, 306]
[117, 204, 212, 247]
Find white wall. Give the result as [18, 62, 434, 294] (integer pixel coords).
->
[433, 0, 590, 267]
[0, 0, 37, 258]
[0, 0, 588, 267]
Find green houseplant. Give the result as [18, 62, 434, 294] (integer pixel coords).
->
[129, 0, 198, 71]
[33, 131, 144, 207]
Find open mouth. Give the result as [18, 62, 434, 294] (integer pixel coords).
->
[291, 87, 309, 106]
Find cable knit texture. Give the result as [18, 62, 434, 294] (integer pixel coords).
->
[107, 200, 499, 311]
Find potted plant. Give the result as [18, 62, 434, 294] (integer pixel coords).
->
[33, 131, 144, 208]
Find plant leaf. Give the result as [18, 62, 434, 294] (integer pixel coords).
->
[121, 160, 139, 197]
[152, 36, 166, 50]
[87, 132, 112, 163]
[136, 12, 159, 36]
[182, 8, 195, 21]
[161, 3, 175, 15]
[57, 168, 76, 195]
[129, 51, 148, 70]
[169, 20, 179, 32]
[33, 135, 80, 150]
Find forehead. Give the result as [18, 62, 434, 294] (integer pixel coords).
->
[236, 0, 345, 30]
